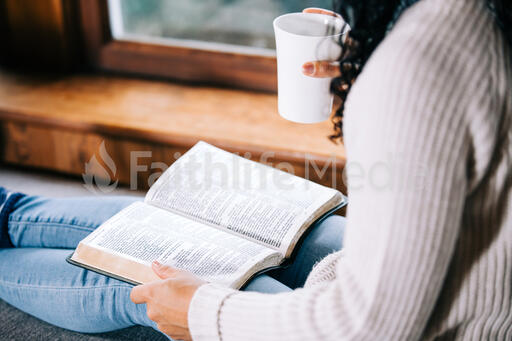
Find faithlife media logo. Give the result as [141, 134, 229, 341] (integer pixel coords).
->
[82, 141, 119, 194]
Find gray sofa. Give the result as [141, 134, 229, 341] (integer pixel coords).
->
[0, 299, 167, 341]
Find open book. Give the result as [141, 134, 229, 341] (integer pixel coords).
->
[68, 142, 346, 289]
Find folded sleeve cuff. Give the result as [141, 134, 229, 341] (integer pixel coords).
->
[188, 283, 236, 341]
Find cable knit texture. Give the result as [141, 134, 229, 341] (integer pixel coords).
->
[188, 0, 512, 339]
[303, 251, 343, 287]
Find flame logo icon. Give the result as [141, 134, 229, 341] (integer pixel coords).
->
[82, 141, 119, 194]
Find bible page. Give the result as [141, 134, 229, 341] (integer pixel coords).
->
[77, 201, 281, 288]
[145, 141, 342, 257]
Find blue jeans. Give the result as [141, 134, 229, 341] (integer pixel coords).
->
[0, 195, 345, 334]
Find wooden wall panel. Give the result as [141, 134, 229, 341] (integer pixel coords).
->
[0, 121, 346, 195]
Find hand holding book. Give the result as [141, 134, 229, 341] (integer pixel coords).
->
[130, 260, 204, 341]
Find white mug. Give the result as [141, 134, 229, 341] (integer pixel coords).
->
[273, 13, 347, 123]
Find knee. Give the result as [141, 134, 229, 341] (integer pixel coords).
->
[243, 274, 292, 294]
[304, 215, 346, 253]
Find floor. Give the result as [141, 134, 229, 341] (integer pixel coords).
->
[0, 166, 144, 198]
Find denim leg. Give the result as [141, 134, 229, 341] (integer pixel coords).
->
[0, 195, 157, 333]
[271, 215, 346, 289]
[0, 247, 156, 333]
[0, 193, 340, 334]
[244, 215, 345, 291]
[0, 188, 26, 247]
[7, 195, 141, 248]
[242, 274, 292, 293]
[0, 248, 290, 334]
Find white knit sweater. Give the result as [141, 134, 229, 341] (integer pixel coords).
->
[188, 0, 512, 339]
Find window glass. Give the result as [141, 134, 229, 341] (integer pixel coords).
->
[108, 0, 332, 55]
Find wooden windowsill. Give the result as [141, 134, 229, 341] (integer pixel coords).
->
[0, 69, 346, 192]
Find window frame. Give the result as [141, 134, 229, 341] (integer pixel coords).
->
[78, 0, 277, 92]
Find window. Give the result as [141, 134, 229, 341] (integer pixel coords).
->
[108, 0, 330, 55]
[80, 0, 330, 92]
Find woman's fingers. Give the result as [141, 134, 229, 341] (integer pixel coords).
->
[302, 61, 341, 78]
[303, 8, 342, 19]
[129, 268, 205, 340]
[301, 8, 342, 79]
[152, 260, 178, 279]
[130, 284, 150, 304]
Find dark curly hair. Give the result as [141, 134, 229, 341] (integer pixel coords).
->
[329, 0, 512, 141]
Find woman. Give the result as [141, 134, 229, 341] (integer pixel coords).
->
[1, 0, 511, 340]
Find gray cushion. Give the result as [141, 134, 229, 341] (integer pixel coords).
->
[0, 299, 167, 341]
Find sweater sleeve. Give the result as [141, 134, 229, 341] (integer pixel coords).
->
[188, 5, 474, 340]
[304, 251, 343, 287]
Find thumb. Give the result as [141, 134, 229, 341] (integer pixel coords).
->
[151, 260, 177, 279]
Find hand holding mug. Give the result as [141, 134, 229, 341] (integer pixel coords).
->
[273, 8, 347, 123]
[301, 8, 342, 79]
